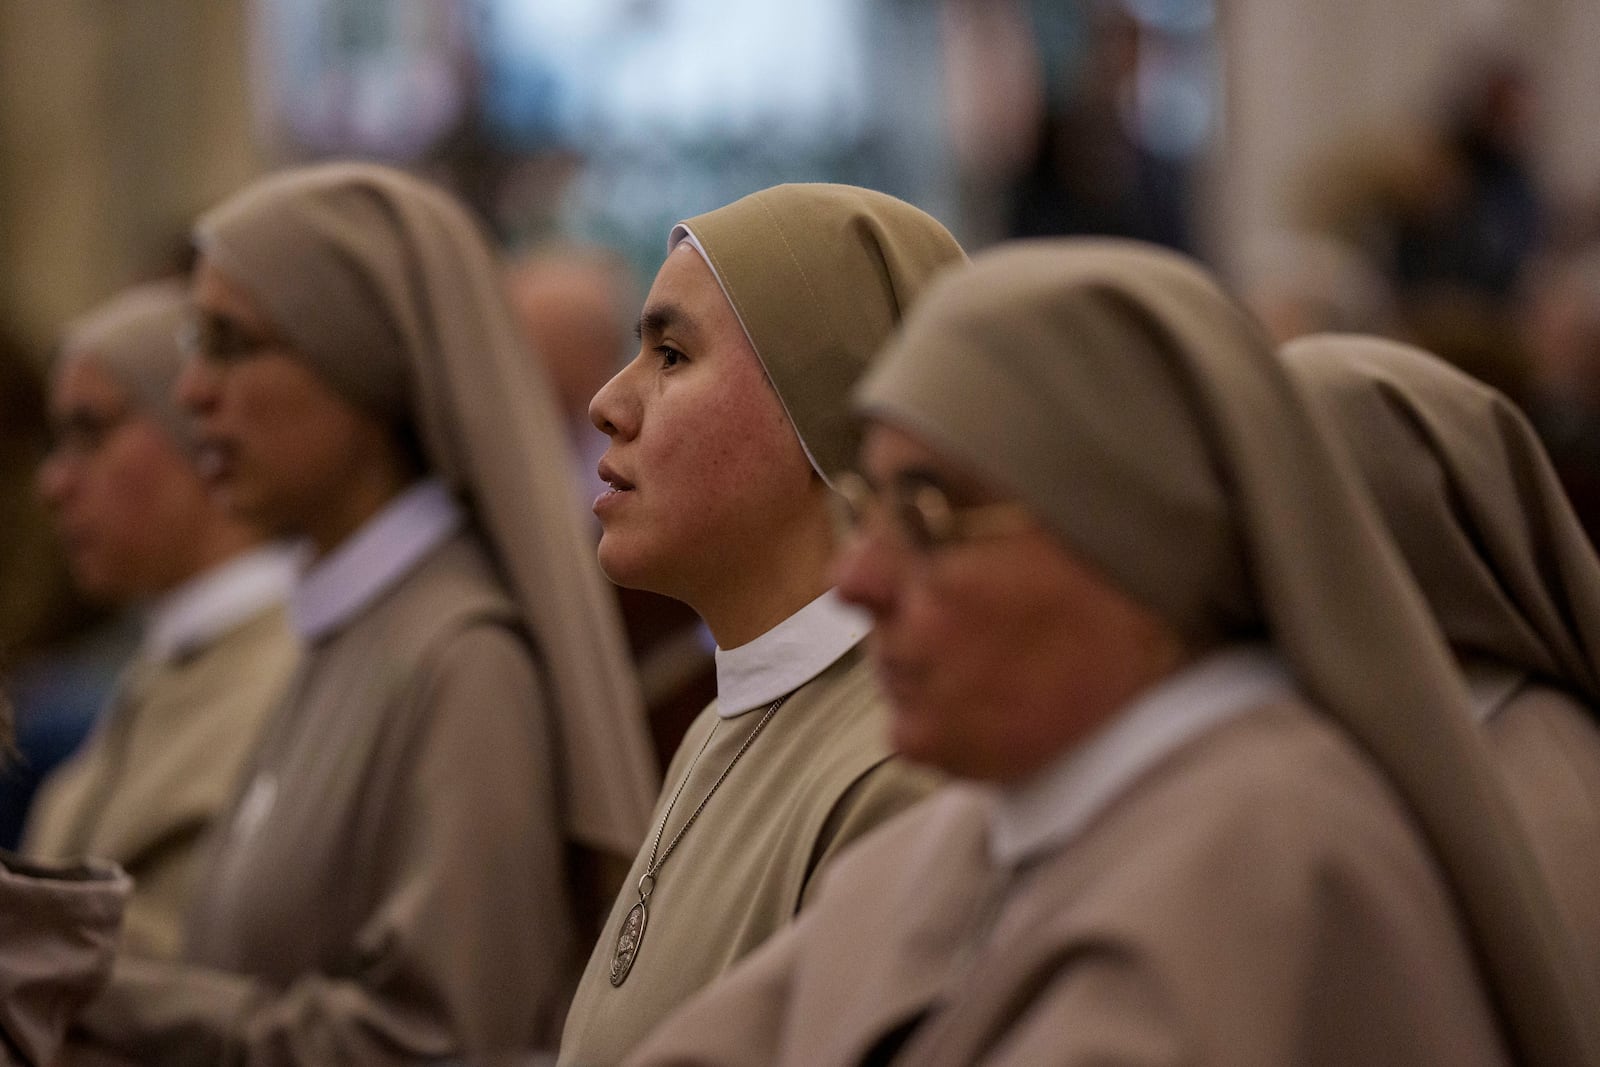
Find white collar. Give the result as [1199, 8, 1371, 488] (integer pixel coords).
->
[988, 645, 1295, 869]
[713, 589, 871, 717]
[1462, 659, 1526, 724]
[289, 479, 464, 642]
[142, 544, 298, 664]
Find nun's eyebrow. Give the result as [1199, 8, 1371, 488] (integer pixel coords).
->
[636, 303, 690, 342]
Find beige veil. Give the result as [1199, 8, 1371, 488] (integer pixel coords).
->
[195, 162, 656, 856]
[671, 183, 966, 484]
[857, 239, 1599, 1065]
[1285, 334, 1600, 708]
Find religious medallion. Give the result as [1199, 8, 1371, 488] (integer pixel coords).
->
[610, 899, 647, 986]
[607, 695, 786, 987]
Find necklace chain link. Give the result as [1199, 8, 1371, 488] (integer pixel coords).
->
[640, 693, 788, 891]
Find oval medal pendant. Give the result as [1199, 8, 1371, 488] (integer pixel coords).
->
[610, 900, 648, 986]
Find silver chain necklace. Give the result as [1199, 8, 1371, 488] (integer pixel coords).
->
[609, 694, 788, 986]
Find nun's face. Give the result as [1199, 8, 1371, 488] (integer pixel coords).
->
[37, 359, 211, 600]
[177, 254, 405, 555]
[835, 423, 1186, 783]
[589, 244, 823, 623]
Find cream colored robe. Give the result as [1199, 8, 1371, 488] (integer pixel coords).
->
[0, 853, 127, 1066]
[627, 700, 1512, 1067]
[23, 605, 296, 960]
[559, 647, 939, 1067]
[71, 531, 576, 1065]
[1487, 680, 1600, 994]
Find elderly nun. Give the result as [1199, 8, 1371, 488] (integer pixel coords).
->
[27, 281, 298, 963]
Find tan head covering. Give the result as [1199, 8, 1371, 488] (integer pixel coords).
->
[1285, 334, 1600, 708]
[195, 162, 656, 856]
[671, 183, 966, 484]
[857, 238, 1600, 1065]
[59, 280, 193, 451]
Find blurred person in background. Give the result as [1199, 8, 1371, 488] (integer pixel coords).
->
[504, 243, 637, 511]
[1394, 58, 1544, 404]
[69, 162, 657, 1066]
[1000, 3, 1195, 251]
[23, 280, 299, 962]
[505, 245, 717, 766]
[1391, 59, 1544, 315]
[559, 184, 963, 1066]
[0, 336, 127, 851]
[0, 688, 130, 1067]
[1303, 55, 1547, 403]
[938, 0, 1047, 247]
[625, 240, 1596, 1067]
[1285, 333, 1600, 994]
[1521, 243, 1600, 544]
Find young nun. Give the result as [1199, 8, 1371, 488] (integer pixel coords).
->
[1284, 333, 1600, 993]
[623, 240, 1599, 1067]
[69, 163, 657, 1065]
[25, 281, 299, 963]
[559, 184, 965, 1065]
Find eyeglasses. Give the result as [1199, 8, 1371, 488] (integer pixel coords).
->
[176, 311, 283, 365]
[833, 471, 1035, 552]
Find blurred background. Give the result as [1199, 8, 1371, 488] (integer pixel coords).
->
[2, 0, 1597, 349]
[5, 0, 1600, 755]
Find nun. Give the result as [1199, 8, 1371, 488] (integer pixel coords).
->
[70, 163, 658, 1065]
[621, 240, 1598, 1066]
[27, 280, 298, 962]
[560, 184, 964, 1065]
[1284, 333, 1600, 992]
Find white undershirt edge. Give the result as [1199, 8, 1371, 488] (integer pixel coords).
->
[714, 588, 871, 718]
[143, 543, 299, 664]
[289, 478, 464, 642]
[988, 645, 1296, 870]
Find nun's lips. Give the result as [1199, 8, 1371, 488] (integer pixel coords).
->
[596, 458, 634, 493]
[594, 458, 635, 514]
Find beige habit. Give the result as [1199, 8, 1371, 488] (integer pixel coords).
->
[625, 240, 1599, 1065]
[23, 282, 299, 961]
[1285, 333, 1600, 991]
[71, 163, 656, 1065]
[559, 185, 962, 1066]
[23, 600, 294, 961]
[0, 853, 128, 1066]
